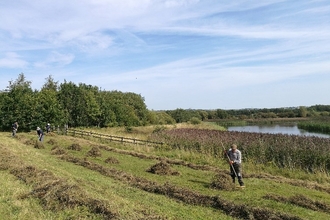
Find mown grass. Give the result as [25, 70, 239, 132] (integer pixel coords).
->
[1, 132, 232, 219]
[1, 123, 330, 219]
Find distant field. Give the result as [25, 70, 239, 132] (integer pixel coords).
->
[1, 124, 330, 220]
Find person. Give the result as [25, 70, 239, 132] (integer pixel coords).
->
[12, 121, 19, 137]
[46, 123, 51, 133]
[226, 144, 244, 187]
[36, 127, 44, 141]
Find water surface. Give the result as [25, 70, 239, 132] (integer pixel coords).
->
[227, 124, 330, 138]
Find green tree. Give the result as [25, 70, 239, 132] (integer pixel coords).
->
[199, 110, 208, 121]
[190, 117, 201, 124]
[106, 91, 139, 126]
[0, 73, 37, 131]
[216, 109, 229, 119]
[149, 111, 175, 125]
[78, 84, 101, 126]
[166, 108, 191, 123]
[298, 106, 308, 117]
[57, 81, 77, 126]
[97, 91, 117, 127]
[124, 92, 149, 125]
[42, 75, 58, 91]
[37, 76, 64, 128]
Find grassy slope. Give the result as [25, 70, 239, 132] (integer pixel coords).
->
[1, 123, 330, 220]
[0, 130, 231, 219]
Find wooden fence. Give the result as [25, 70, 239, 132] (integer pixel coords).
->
[66, 128, 164, 147]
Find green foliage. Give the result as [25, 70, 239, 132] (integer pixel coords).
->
[166, 109, 201, 123]
[309, 104, 330, 112]
[298, 119, 330, 134]
[148, 111, 176, 125]
[216, 109, 229, 119]
[0, 74, 155, 129]
[125, 126, 133, 133]
[36, 89, 64, 127]
[0, 73, 37, 131]
[189, 117, 201, 125]
[298, 106, 307, 117]
[152, 125, 167, 133]
[41, 75, 59, 91]
[97, 91, 117, 127]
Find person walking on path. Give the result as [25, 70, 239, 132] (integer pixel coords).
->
[12, 122, 19, 137]
[36, 127, 44, 141]
[226, 144, 244, 187]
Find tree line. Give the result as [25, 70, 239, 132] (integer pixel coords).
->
[1, 73, 329, 132]
[164, 105, 330, 124]
[0, 73, 161, 131]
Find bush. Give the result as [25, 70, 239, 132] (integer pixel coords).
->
[153, 125, 167, 133]
[125, 126, 133, 133]
[190, 117, 201, 125]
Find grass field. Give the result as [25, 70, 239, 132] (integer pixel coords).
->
[1, 123, 330, 219]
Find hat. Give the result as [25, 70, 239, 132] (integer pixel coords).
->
[231, 144, 237, 149]
[37, 127, 40, 130]
[47, 123, 50, 125]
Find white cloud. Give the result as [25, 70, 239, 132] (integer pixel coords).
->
[0, 52, 28, 68]
[34, 51, 75, 68]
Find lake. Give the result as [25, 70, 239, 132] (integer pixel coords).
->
[227, 124, 330, 138]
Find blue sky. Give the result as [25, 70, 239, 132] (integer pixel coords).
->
[1, 0, 329, 110]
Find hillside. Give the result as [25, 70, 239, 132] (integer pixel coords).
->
[1, 127, 330, 220]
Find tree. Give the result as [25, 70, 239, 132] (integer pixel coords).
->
[298, 106, 308, 117]
[57, 81, 77, 126]
[36, 89, 64, 127]
[199, 110, 208, 121]
[79, 85, 101, 126]
[216, 109, 229, 119]
[123, 92, 149, 125]
[97, 91, 117, 127]
[42, 75, 58, 91]
[149, 111, 175, 125]
[0, 73, 37, 131]
[57, 82, 102, 127]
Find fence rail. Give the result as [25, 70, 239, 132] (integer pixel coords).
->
[66, 128, 164, 147]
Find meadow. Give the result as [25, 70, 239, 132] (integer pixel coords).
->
[1, 122, 330, 219]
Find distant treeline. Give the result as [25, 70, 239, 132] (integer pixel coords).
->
[1, 73, 329, 131]
[163, 105, 330, 123]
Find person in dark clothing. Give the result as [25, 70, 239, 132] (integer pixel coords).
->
[227, 144, 244, 187]
[12, 122, 19, 137]
[36, 127, 44, 141]
[46, 123, 51, 133]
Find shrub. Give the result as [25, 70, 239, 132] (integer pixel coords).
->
[190, 117, 201, 125]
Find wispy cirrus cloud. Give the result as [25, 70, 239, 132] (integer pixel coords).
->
[34, 51, 75, 68]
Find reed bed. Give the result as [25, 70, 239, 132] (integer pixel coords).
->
[149, 128, 330, 174]
[298, 121, 330, 134]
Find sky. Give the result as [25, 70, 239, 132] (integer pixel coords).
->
[1, 0, 330, 110]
